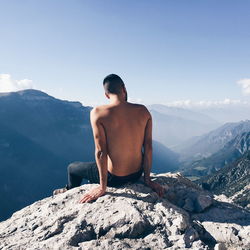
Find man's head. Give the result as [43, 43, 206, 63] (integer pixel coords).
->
[103, 74, 127, 101]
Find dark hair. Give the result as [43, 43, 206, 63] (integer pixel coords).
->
[103, 74, 124, 94]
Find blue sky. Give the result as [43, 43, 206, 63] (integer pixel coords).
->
[0, 0, 250, 107]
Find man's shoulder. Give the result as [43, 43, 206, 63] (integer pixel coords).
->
[128, 103, 151, 120]
[90, 105, 110, 120]
[91, 105, 108, 112]
[133, 103, 151, 115]
[128, 102, 148, 110]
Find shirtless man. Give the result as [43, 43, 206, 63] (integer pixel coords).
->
[53, 74, 165, 203]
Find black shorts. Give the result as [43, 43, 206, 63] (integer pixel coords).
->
[67, 161, 144, 189]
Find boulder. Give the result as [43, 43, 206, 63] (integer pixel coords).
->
[0, 173, 249, 250]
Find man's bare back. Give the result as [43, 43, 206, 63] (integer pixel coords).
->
[53, 74, 165, 203]
[94, 102, 149, 176]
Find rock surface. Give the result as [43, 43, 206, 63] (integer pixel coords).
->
[0, 173, 250, 250]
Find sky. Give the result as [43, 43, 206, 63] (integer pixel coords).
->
[0, 0, 250, 107]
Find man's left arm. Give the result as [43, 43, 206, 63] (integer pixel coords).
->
[79, 108, 108, 203]
[142, 108, 165, 197]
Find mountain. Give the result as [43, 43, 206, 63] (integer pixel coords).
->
[0, 89, 179, 221]
[148, 104, 218, 124]
[190, 104, 250, 123]
[0, 89, 95, 162]
[0, 123, 66, 221]
[1, 173, 249, 250]
[147, 106, 220, 148]
[176, 120, 250, 161]
[152, 140, 180, 172]
[198, 150, 250, 210]
[0, 89, 95, 221]
[181, 131, 250, 177]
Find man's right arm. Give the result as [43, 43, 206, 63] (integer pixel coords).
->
[142, 107, 165, 197]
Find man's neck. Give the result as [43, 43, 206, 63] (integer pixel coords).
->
[109, 96, 126, 105]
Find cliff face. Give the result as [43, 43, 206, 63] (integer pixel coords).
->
[0, 173, 250, 250]
[199, 151, 250, 210]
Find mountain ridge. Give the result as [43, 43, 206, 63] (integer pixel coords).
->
[176, 120, 250, 161]
[198, 150, 250, 210]
[148, 104, 221, 148]
[182, 131, 250, 177]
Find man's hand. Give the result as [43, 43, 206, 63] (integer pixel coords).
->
[79, 186, 106, 203]
[145, 180, 165, 197]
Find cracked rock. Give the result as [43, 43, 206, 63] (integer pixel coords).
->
[0, 173, 249, 250]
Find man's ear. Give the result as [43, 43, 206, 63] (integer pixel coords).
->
[122, 85, 126, 94]
[105, 92, 110, 99]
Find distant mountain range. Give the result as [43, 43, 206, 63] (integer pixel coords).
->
[0, 89, 95, 161]
[147, 104, 220, 148]
[181, 130, 250, 177]
[190, 104, 250, 123]
[148, 104, 218, 124]
[0, 89, 179, 221]
[176, 120, 250, 162]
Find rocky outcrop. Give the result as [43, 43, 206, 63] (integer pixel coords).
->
[0, 173, 249, 250]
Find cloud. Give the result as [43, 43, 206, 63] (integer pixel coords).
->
[162, 98, 249, 108]
[0, 74, 33, 93]
[237, 78, 250, 95]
